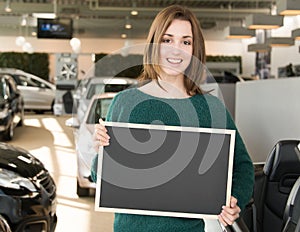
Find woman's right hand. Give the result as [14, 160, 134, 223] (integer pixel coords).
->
[93, 118, 110, 152]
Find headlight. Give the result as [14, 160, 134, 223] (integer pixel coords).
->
[0, 107, 8, 118]
[0, 168, 37, 193]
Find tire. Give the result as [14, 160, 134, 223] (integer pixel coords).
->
[17, 108, 24, 127]
[4, 121, 14, 141]
[51, 100, 55, 114]
[0, 215, 12, 232]
[76, 180, 89, 197]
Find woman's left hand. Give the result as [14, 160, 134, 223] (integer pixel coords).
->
[218, 196, 241, 226]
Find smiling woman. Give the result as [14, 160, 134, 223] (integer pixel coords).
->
[92, 4, 254, 232]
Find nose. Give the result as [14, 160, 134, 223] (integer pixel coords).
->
[171, 41, 181, 54]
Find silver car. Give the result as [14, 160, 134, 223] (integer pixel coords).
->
[75, 77, 137, 123]
[0, 68, 56, 113]
[66, 92, 116, 196]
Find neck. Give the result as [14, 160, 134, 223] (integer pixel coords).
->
[157, 73, 187, 94]
[138, 79, 190, 99]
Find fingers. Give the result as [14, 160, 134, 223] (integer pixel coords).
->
[93, 118, 110, 152]
[218, 196, 241, 226]
[230, 196, 238, 208]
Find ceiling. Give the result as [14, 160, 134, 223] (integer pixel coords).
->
[0, 0, 275, 39]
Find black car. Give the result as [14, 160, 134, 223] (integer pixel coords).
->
[0, 142, 57, 231]
[0, 74, 24, 140]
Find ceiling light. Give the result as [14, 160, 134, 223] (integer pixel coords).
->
[131, 10, 138, 16]
[248, 44, 272, 53]
[5, 6, 11, 12]
[225, 26, 255, 39]
[125, 16, 132, 29]
[277, 0, 300, 15]
[131, 2, 138, 16]
[21, 15, 27, 26]
[266, 37, 295, 46]
[32, 13, 56, 19]
[125, 23, 132, 29]
[121, 33, 127, 39]
[292, 28, 300, 40]
[245, 14, 283, 29]
[4, 0, 11, 12]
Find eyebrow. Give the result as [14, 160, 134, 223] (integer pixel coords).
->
[163, 33, 193, 39]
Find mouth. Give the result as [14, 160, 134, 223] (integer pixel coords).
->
[167, 58, 183, 64]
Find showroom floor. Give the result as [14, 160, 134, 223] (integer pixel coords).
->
[8, 113, 223, 232]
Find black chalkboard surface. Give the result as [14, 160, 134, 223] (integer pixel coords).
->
[95, 122, 235, 219]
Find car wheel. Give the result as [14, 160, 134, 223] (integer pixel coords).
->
[17, 108, 24, 127]
[4, 121, 14, 141]
[51, 100, 55, 114]
[76, 180, 90, 197]
[0, 215, 12, 232]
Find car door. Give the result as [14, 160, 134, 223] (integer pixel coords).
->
[5, 78, 22, 124]
[3, 78, 18, 126]
[14, 74, 54, 110]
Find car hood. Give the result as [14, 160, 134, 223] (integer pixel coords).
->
[0, 143, 45, 178]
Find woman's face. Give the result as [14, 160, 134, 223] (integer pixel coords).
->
[159, 19, 193, 79]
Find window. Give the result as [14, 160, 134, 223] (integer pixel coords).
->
[86, 98, 112, 124]
[16, 75, 39, 87]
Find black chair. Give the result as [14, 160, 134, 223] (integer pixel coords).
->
[296, 218, 300, 232]
[254, 140, 300, 232]
[282, 177, 300, 232]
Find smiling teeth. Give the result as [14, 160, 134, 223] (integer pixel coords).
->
[167, 58, 182, 64]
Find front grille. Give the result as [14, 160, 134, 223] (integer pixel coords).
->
[35, 170, 56, 199]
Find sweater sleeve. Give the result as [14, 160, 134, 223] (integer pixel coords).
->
[226, 110, 255, 211]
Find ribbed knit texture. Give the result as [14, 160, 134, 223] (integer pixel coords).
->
[92, 88, 254, 232]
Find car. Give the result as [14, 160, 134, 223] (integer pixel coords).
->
[66, 92, 116, 196]
[0, 142, 57, 231]
[0, 68, 56, 113]
[74, 77, 137, 123]
[0, 74, 24, 140]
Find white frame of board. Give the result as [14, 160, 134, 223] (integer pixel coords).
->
[95, 121, 235, 220]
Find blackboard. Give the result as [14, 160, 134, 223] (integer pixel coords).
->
[95, 122, 235, 219]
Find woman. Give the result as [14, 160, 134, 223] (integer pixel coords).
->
[92, 5, 254, 232]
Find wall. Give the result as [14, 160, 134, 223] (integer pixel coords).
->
[0, 35, 256, 80]
[235, 77, 300, 163]
[0, 22, 299, 81]
[0, 37, 146, 80]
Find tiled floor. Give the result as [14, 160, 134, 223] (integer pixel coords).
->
[8, 113, 223, 232]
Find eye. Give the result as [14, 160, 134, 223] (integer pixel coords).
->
[183, 40, 192, 45]
[161, 38, 172, 43]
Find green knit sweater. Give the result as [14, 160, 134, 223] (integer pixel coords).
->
[92, 88, 254, 232]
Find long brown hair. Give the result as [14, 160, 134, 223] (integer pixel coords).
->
[139, 5, 206, 95]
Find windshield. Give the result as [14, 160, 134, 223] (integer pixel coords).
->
[86, 83, 131, 99]
[86, 98, 113, 124]
[0, 79, 7, 100]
